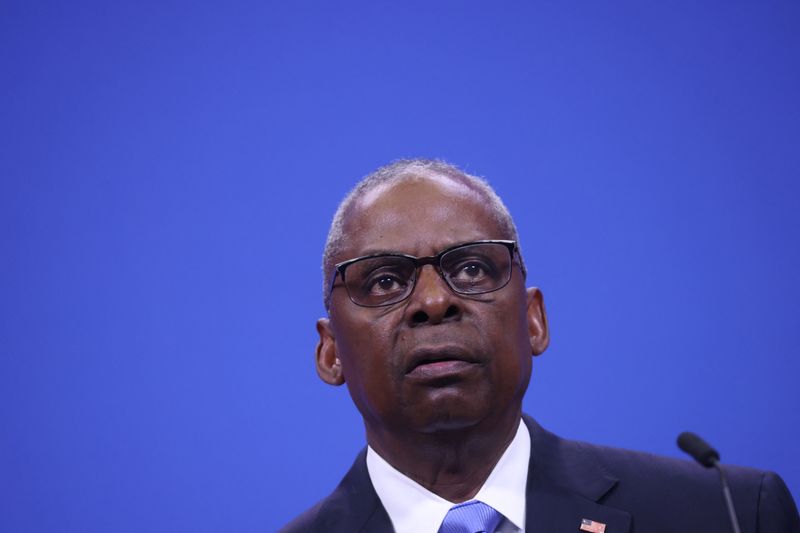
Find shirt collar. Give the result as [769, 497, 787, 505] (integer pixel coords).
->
[366, 419, 530, 533]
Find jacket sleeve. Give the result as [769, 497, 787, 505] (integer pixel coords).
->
[758, 471, 800, 533]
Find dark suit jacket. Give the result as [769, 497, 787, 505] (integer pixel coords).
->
[280, 415, 800, 532]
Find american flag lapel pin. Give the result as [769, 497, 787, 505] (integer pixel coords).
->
[580, 518, 607, 532]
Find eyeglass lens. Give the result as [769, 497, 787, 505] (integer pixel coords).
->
[343, 242, 513, 307]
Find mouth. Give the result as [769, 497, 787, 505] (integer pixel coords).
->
[404, 346, 483, 380]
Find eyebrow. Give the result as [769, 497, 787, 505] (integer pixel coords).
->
[351, 240, 488, 259]
[351, 248, 406, 256]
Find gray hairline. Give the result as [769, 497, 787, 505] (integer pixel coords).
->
[322, 158, 526, 310]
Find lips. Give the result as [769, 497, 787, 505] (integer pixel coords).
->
[404, 346, 483, 379]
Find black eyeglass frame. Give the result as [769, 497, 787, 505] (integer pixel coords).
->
[328, 239, 519, 308]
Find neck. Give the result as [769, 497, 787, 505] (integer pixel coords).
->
[365, 407, 522, 503]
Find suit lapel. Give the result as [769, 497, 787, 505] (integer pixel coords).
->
[358, 505, 394, 533]
[526, 473, 631, 533]
[523, 416, 631, 533]
[324, 448, 394, 533]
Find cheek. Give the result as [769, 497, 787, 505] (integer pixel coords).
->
[334, 320, 401, 397]
[495, 290, 529, 338]
[337, 322, 387, 366]
[333, 307, 402, 366]
[495, 293, 535, 379]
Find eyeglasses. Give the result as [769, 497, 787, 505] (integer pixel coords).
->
[329, 240, 518, 308]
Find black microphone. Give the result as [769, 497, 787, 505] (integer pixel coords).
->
[677, 431, 720, 467]
[677, 432, 742, 533]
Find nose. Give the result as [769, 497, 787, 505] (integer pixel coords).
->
[405, 264, 462, 326]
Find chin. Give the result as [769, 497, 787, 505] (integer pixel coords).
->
[410, 393, 492, 434]
[417, 416, 483, 434]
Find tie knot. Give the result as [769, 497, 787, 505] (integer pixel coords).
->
[438, 500, 503, 533]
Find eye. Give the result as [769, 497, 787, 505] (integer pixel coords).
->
[344, 256, 416, 304]
[450, 260, 492, 282]
[364, 271, 408, 296]
[459, 263, 485, 278]
[371, 275, 403, 293]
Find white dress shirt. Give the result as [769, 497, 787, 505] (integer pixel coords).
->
[366, 419, 530, 533]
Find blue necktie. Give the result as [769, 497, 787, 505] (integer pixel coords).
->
[438, 500, 503, 533]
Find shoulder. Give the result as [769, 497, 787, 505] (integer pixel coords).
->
[278, 448, 391, 533]
[279, 498, 331, 533]
[524, 416, 799, 532]
[593, 442, 798, 532]
[526, 413, 765, 492]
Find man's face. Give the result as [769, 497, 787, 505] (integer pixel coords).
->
[318, 175, 547, 437]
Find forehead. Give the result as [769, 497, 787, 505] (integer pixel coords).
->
[338, 175, 506, 260]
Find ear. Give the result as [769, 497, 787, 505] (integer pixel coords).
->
[316, 318, 345, 385]
[526, 287, 550, 356]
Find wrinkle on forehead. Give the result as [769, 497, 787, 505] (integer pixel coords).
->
[338, 174, 502, 259]
[356, 193, 470, 232]
[356, 172, 478, 211]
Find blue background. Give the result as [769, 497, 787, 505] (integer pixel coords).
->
[2, 1, 799, 531]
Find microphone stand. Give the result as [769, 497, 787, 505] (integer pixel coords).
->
[677, 431, 743, 533]
[711, 459, 742, 533]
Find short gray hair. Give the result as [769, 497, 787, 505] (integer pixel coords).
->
[322, 158, 525, 309]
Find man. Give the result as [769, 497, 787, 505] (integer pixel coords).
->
[281, 159, 799, 532]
